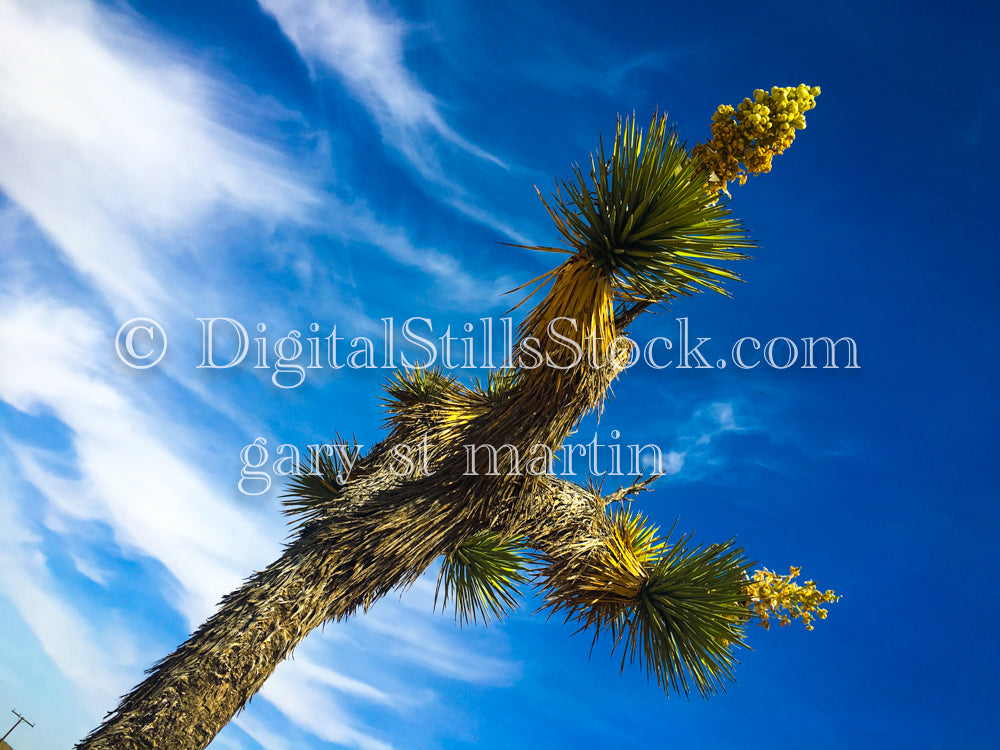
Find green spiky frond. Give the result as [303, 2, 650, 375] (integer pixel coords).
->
[383, 365, 459, 406]
[382, 365, 478, 441]
[542, 505, 664, 625]
[527, 112, 754, 303]
[612, 534, 751, 697]
[281, 435, 361, 528]
[435, 531, 530, 625]
[540, 506, 750, 697]
[470, 368, 522, 407]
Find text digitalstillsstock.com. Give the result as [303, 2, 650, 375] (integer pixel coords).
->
[113, 315, 859, 493]
[181, 316, 859, 388]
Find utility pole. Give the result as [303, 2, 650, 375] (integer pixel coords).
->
[0, 710, 34, 744]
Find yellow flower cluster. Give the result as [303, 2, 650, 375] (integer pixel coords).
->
[745, 566, 840, 631]
[692, 84, 821, 196]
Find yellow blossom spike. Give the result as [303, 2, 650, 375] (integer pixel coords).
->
[692, 84, 821, 197]
[745, 566, 840, 631]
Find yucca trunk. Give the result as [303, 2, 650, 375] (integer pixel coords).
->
[77, 526, 373, 749]
[77, 461, 622, 750]
[79, 274, 628, 750]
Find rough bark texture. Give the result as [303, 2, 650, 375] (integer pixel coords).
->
[77, 293, 637, 749]
[77, 471, 628, 750]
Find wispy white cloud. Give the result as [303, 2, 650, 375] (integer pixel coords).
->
[0, 298, 280, 626]
[642, 448, 686, 476]
[600, 51, 675, 92]
[0, 0, 320, 317]
[0, 0, 514, 324]
[444, 195, 533, 248]
[256, 656, 396, 750]
[694, 402, 740, 443]
[232, 715, 296, 750]
[335, 197, 516, 305]
[497, 4, 694, 101]
[639, 401, 750, 480]
[258, 0, 504, 175]
[0, 463, 133, 717]
[257, 0, 533, 247]
[357, 575, 521, 686]
[67, 549, 111, 586]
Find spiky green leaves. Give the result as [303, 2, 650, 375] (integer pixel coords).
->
[281, 437, 361, 529]
[540, 507, 750, 697]
[383, 366, 459, 406]
[435, 531, 529, 625]
[533, 112, 754, 302]
[385, 366, 520, 410]
[613, 534, 751, 697]
[471, 368, 521, 406]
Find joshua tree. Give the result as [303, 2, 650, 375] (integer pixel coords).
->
[79, 85, 839, 750]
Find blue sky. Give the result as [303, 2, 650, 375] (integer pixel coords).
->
[1, 0, 998, 748]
